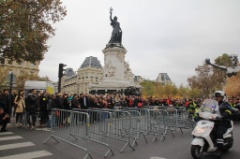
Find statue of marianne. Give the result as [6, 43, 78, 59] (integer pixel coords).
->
[108, 8, 122, 44]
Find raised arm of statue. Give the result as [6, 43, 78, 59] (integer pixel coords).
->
[109, 7, 113, 21]
[110, 12, 113, 21]
[205, 58, 227, 71]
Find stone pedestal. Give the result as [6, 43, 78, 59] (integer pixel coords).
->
[90, 46, 140, 93]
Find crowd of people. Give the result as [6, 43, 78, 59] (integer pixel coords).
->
[1, 88, 240, 131]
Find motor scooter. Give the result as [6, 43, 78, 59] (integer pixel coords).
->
[191, 99, 236, 159]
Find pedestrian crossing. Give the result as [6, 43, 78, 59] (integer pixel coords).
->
[0, 150, 52, 159]
[0, 131, 52, 159]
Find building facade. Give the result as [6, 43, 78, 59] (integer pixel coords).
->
[0, 59, 40, 88]
[61, 56, 103, 94]
[0, 59, 40, 77]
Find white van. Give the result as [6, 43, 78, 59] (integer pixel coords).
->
[24, 80, 55, 95]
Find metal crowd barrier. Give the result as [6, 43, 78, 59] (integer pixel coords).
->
[90, 108, 150, 147]
[106, 109, 135, 152]
[151, 107, 195, 132]
[73, 108, 135, 153]
[43, 109, 93, 159]
[175, 108, 195, 131]
[125, 109, 149, 146]
[43, 107, 195, 158]
[123, 106, 195, 140]
[72, 108, 115, 157]
[122, 107, 167, 142]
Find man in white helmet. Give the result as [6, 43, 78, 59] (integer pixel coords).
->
[214, 90, 237, 157]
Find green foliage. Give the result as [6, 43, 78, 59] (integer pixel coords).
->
[178, 84, 189, 98]
[140, 80, 192, 98]
[140, 80, 155, 97]
[187, 64, 215, 95]
[215, 53, 231, 67]
[212, 53, 232, 87]
[0, 0, 67, 63]
[163, 83, 178, 97]
[188, 88, 202, 99]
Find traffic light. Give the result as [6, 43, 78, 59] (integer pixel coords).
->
[58, 63, 66, 78]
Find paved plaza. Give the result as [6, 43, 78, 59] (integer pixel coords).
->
[0, 120, 240, 159]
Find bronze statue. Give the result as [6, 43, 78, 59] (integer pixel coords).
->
[108, 7, 122, 45]
[205, 54, 240, 77]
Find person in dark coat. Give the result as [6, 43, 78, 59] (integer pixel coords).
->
[63, 94, 71, 110]
[54, 93, 64, 126]
[55, 93, 64, 109]
[0, 107, 10, 131]
[79, 93, 89, 109]
[46, 94, 56, 128]
[0, 89, 11, 131]
[25, 89, 39, 129]
[39, 91, 49, 127]
[71, 94, 80, 109]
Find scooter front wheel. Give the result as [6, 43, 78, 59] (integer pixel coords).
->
[191, 145, 203, 159]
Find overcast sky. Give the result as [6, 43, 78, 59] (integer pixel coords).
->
[39, 0, 240, 86]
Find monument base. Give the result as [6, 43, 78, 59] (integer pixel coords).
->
[105, 43, 123, 49]
[89, 43, 141, 95]
[89, 80, 141, 95]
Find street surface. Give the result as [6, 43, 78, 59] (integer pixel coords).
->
[0, 120, 240, 159]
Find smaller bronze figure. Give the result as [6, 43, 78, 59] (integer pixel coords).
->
[108, 7, 122, 45]
[205, 54, 240, 77]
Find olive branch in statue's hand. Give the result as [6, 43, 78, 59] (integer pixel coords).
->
[110, 7, 113, 14]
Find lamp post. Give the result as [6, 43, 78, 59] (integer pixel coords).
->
[0, 53, 4, 66]
[8, 71, 15, 95]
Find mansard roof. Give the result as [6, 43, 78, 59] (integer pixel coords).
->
[156, 73, 172, 83]
[80, 56, 102, 69]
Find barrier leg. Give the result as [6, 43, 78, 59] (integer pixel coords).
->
[43, 135, 60, 144]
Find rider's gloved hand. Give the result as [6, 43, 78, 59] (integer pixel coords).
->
[215, 116, 221, 120]
[221, 112, 230, 119]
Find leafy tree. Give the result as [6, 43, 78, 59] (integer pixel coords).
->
[140, 80, 155, 97]
[0, 0, 67, 63]
[154, 83, 164, 97]
[171, 84, 178, 97]
[188, 88, 202, 99]
[178, 84, 189, 98]
[187, 64, 215, 95]
[212, 53, 232, 87]
[162, 83, 178, 97]
[140, 80, 180, 98]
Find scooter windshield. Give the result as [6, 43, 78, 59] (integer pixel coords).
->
[199, 99, 220, 115]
